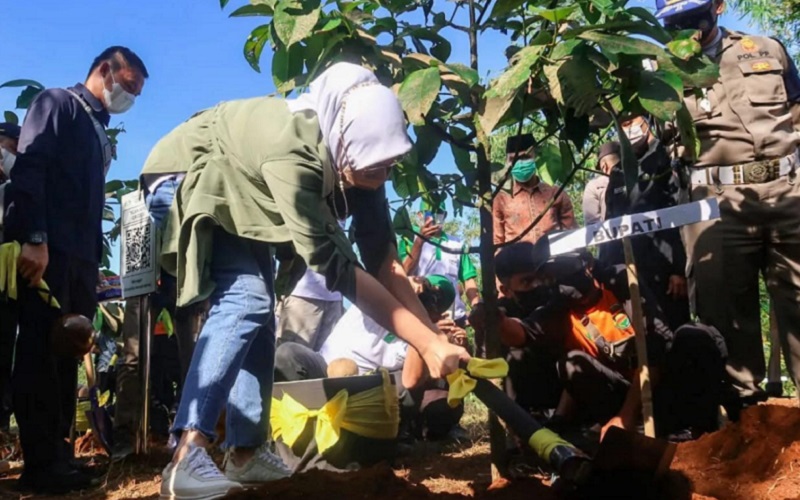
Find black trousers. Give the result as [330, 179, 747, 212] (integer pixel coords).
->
[557, 324, 727, 436]
[0, 298, 17, 431]
[12, 251, 97, 471]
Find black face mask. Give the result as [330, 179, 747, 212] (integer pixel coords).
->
[513, 286, 557, 312]
[665, 8, 718, 41]
[556, 270, 599, 304]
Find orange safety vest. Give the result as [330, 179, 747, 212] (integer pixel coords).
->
[566, 288, 635, 359]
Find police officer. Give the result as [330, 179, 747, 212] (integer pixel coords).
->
[656, 0, 800, 410]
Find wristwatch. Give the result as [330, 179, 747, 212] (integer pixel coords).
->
[27, 231, 48, 245]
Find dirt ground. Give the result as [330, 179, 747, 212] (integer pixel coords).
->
[0, 399, 797, 500]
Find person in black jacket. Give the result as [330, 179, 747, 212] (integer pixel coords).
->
[601, 115, 690, 331]
[482, 239, 726, 441]
[3, 46, 147, 494]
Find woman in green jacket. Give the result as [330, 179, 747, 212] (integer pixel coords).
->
[148, 63, 470, 500]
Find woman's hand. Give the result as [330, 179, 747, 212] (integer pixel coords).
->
[420, 335, 470, 379]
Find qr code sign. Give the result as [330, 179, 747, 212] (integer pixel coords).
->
[124, 224, 152, 273]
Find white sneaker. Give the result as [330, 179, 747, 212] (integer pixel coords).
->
[160, 446, 244, 500]
[223, 443, 292, 485]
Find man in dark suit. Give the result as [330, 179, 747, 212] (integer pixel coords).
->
[4, 46, 147, 493]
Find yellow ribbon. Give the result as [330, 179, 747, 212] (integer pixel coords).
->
[270, 369, 399, 455]
[446, 358, 509, 408]
[0, 242, 61, 309]
[528, 427, 574, 461]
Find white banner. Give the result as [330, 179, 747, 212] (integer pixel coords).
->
[120, 191, 158, 298]
[548, 198, 720, 255]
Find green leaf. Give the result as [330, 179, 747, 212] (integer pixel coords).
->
[490, 0, 527, 19]
[3, 111, 18, 125]
[536, 141, 564, 186]
[485, 45, 544, 98]
[105, 180, 124, 193]
[274, 0, 321, 47]
[590, 0, 615, 16]
[579, 31, 661, 57]
[580, 0, 602, 24]
[413, 125, 442, 167]
[16, 86, 42, 109]
[243, 24, 271, 72]
[449, 127, 475, 176]
[272, 43, 305, 92]
[563, 108, 590, 148]
[0, 79, 45, 90]
[544, 56, 599, 117]
[408, 29, 452, 63]
[103, 206, 116, 222]
[444, 63, 479, 88]
[397, 67, 441, 126]
[529, 5, 577, 23]
[477, 90, 518, 135]
[220, 0, 231, 8]
[392, 205, 415, 241]
[318, 17, 343, 32]
[676, 104, 700, 160]
[638, 71, 683, 120]
[229, 3, 274, 16]
[391, 152, 420, 199]
[666, 37, 702, 60]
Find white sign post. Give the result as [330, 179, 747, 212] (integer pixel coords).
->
[120, 191, 158, 454]
[120, 191, 159, 298]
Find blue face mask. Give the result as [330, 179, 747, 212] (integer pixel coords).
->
[511, 159, 537, 183]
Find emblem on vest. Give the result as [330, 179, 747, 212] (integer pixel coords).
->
[751, 61, 772, 71]
[740, 38, 758, 53]
[613, 312, 631, 330]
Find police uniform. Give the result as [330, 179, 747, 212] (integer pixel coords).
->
[678, 29, 800, 402]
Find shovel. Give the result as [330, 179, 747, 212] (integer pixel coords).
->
[466, 374, 676, 489]
[83, 352, 114, 455]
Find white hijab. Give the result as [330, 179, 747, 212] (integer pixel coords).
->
[287, 62, 412, 171]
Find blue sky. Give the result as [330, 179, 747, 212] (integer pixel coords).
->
[1, 0, 754, 269]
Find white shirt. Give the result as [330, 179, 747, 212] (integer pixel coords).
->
[290, 220, 346, 302]
[319, 306, 409, 375]
[413, 236, 467, 320]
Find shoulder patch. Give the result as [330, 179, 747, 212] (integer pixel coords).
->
[741, 38, 758, 53]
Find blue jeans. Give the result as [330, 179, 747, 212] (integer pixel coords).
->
[172, 229, 276, 448]
[145, 177, 180, 227]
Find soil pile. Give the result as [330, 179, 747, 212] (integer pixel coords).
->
[672, 404, 800, 499]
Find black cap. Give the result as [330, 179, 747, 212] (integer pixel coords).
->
[495, 239, 552, 281]
[0, 123, 20, 140]
[505, 134, 535, 155]
[597, 141, 620, 162]
[496, 237, 593, 281]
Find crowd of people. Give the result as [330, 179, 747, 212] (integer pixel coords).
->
[0, 0, 799, 498]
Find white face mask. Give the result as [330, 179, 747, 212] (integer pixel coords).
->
[0, 148, 15, 178]
[624, 123, 646, 141]
[103, 72, 136, 114]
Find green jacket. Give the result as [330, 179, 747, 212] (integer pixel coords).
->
[142, 97, 362, 307]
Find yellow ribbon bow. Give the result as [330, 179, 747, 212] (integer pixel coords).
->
[270, 369, 400, 454]
[271, 390, 348, 455]
[0, 242, 61, 309]
[446, 358, 509, 408]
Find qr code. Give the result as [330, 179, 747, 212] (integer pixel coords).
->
[124, 224, 152, 273]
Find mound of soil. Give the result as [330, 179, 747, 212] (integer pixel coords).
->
[672, 403, 800, 500]
[0, 402, 797, 499]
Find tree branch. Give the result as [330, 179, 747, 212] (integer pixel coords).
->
[425, 118, 477, 151]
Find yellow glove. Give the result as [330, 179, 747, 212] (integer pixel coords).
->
[0, 242, 60, 309]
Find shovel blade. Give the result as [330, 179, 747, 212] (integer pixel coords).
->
[593, 426, 676, 478]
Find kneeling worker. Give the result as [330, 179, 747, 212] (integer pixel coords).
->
[276, 275, 468, 441]
[487, 239, 726, 441]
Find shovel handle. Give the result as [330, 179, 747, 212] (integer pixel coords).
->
[470, 377, 543, 441]
[83, 352, 97, 388]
